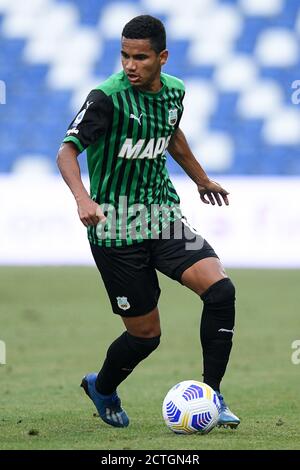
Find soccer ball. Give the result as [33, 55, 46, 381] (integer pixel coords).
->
[162, 380, 221, 434]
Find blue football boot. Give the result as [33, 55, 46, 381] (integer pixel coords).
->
[80, 373, 129, 428]
[216, 392, 240, 428]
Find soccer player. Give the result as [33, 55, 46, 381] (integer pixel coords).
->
[57, 15, 240, 429]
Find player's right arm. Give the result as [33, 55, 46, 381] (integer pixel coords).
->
[57, 89, 113, 226]
[56, 142, 106, 227]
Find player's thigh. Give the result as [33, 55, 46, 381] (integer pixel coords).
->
[151, 217, 222, 295]
[181, 257, 227, 296]
[90, 242, 161, 318]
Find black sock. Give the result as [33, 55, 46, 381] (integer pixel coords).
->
[200, 278, 235, 392]
[96, 331, 160, 395]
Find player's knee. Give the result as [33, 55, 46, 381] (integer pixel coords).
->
[126, 332, 161, 358]
[201, 278, 235, 305]
[126, 319, 161, 339]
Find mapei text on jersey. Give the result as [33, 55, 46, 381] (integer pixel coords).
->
[118, 136, 171, 159]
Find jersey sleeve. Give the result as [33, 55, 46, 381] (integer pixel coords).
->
[175, 90, 185, 130]
[62, 89, 113, 153]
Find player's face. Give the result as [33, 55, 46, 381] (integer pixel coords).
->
[121, 37, 168, 92]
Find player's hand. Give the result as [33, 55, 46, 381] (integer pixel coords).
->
[197, 180, 229, 206]
[77, 198, 107, 227]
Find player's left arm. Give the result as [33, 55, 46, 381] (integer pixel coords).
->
[168, 127, 229, 206]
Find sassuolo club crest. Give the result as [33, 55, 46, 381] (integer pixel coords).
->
[168, 108, 178, 126]
[116, 296, 131, 310]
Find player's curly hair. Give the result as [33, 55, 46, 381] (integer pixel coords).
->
[122, 15, 166, 54]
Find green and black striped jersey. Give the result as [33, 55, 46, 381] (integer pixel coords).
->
[63, 70, 185, 247]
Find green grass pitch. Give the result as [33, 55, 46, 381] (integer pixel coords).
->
[0, 267, 299, 450]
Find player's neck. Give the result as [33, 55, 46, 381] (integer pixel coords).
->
[138, 76, 163, 93]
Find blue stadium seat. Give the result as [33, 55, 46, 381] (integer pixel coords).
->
[94, 39, 121, 76]
[0, 0, 299, 175]
[0, 38, 26, 60]
[235, 18, 267, 54]
[164, 40, 190, 76]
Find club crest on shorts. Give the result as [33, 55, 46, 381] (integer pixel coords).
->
[116, 296, 131, 310]
[168, 108, 178, 126]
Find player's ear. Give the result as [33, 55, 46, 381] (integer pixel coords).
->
[159, 49, 168, 66]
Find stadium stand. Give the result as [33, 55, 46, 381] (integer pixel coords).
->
[0, 0, 299, 175]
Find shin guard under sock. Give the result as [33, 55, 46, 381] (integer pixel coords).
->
[200, 278, 235, 391]
[96, 331, 160, 395]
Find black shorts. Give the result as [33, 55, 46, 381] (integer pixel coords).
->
[90, 219, 218, 317]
